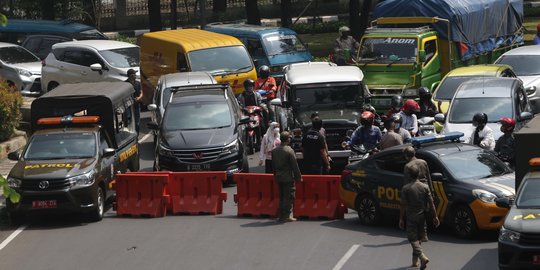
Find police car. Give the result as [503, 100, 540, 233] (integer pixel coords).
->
[496, 158, 540, 270]
[339, 132, 515, 238]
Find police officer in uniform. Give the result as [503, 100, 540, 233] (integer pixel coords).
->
[302, 118, 331, 174]
[272, 131, 302, 222]
[399, 165, 440, 269]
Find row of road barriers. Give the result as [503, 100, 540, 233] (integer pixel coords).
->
[114, 172, 347, 220]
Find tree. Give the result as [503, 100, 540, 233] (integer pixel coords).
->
[148, 0, 162, 32]
[41, 0, 55, 20]
[359, 0, 373, 38]
[280, 0, 292, 28]
[213, 0, 227, 13]
[245, 0, 260, 25]
[350, 0, 373, 40]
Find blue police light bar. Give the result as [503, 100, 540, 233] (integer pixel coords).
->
[411, 132, 464, 146]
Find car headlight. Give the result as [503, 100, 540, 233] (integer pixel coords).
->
[158, 144, 175, 158]
[222, 140, 239, 155]
[17, 68, 32, 77]
[68, 171, 95, 187]
[499, 226, 520, 243]
[472, 189, 497, 203]
[7, 176, 22, 188]
[403, 88, 418, 97]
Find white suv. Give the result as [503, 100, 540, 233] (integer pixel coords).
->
[41, 40, 139, 92]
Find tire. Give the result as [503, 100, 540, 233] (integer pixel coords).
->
[356, 194, 382, 226]
[48, 81, 59, 91]
[88, 187, 105, 222]
[451, 205, 478, 239]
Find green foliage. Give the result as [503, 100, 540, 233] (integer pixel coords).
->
[0, 13, 7, 26]
[113, 35, 137, 45]
[0, 81, 22, 141]
[291, 21, 346, 34]
[0, 175, 20, 204]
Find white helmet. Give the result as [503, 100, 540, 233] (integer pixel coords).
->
[339, 26, 350, 35]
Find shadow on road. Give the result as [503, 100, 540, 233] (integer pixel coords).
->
[460, 248, 498, 270]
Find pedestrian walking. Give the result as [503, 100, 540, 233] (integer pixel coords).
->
[259, 122, 281, 173]
[399, 165, 440, 269]
[125, 69, 143, 133]
[302, 118, 331, 174]
[403, 146, 434, 193]
[272, 131, 303, 222]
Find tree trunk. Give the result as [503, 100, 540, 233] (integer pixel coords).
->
[40, 0, 55, 20]
[213, 0, 227, 13]
[245, 0, 261, 25]
[148, 0, 162, 32]
[349, 0, 361, 40]
[171, 0, 178, 30]
[280, 0, 292, 28]
[359, 0, 372, 38]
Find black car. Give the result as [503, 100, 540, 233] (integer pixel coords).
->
[148, 84, 250, 178]
[339, 132, 516, 238]
[496, 164, 540, 270]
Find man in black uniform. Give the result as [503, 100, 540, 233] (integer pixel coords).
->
[400, 165, 440, 269]
[125, 69, 143, 133]
[302, 118, 330, 174]
[495, 117, 516, 168]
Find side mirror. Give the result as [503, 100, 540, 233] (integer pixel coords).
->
[147, 121, 159, 130]
[270, 98, 282, 107]
[495, 197, 512, 209]
[7, 151, 20, 161]
[418, 50, 426, 62]
[253, 59, 259, 66]
[239, 117, 251, 125]
[525, 86, 537, 96]
[519, 111, 533, 121]
[431, 172, 443, 181]
[102, 148, 116, 158]
[90, 63, 103, 72]
[434, 113, 445, 123]
[147, 104, 158, 111]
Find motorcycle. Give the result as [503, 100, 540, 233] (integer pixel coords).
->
[418, 116, 436, 136]
[342, 130, 378, 164]
[242, 105, 263, 154]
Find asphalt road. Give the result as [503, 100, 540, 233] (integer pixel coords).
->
[0, 112, 499, 270]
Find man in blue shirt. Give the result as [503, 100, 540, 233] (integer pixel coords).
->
[350, 111, 382, 151]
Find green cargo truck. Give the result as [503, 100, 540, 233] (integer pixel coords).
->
[356, 0, 524, 110]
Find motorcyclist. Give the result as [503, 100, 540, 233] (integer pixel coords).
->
[399, 99, 419, 137]
[495, 117, 516, 167]
[383, 95, 404, 121]
[255, 65, 277, 100]
[238, 79, 268, 130]
[363, 104, 383, 131]
[468, 112, 495, 150]
[393, 113, 412, 143]
[334, 26, 359, 66]
[350, 111, 382, 151]
[417, 87, 438, 118]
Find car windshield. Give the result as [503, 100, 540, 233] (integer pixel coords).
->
[358, 37, 417, 64]
[0, 46, 39, 63]
[496, 55, 540, 76]
[449, 98, 512, 123]
[99, 47, 139, 68]
[24, 133, 96, 160]
[263, 34, 307, 56]
[163, 101, 232, 130]
[77, 29, 109, 40]
[188, 46, 253, 75]
[440, 150, 509, 180]
[294, 83, 362, 124]
[434, 76, 476, 100]
[516, 178, 540, 208]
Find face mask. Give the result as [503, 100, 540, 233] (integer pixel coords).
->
[395, 123, 401, 129]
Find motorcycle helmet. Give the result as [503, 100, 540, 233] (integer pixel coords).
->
[363, 104, 376, 114]
[360, 111, 375, 126]
[403, 99, 420, 114]
[472, 113, 488, 127]
[259, 65, 270, 79]
[499, 117, 516, 132]
[339, 26, 350, 35]
[243, 79, 255, 90]
[418, 87, 432, 100]
[392, 113, 402, 129]
[390, 95, 403, 110]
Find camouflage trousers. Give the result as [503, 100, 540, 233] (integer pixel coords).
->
[278, 182, 295, 218]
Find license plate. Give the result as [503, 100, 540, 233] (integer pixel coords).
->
[32, 200, 57, 209]
[187, 164, 211, 171]
[534, 255, 540, 264]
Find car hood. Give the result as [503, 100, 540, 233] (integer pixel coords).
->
[444, 122, 503, 142]
[518, 75, 540, 88]
[503, 207, 540, 233]
[475, 173, 516, 198]
[161, 127, 236, 149]
[9, 158, 97, 179]
[9, 61, 42, 75]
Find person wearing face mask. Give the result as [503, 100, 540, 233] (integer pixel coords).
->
[400, 99, 420, 137]
[259, 122, 281, 173]
[238, 79, 268, 131]
[393, 113, 412, 143]
[468, 112, 495, 150]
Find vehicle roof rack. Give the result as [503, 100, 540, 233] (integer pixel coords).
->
[365, 25, 432, 34]
[411, 132, 464, 147]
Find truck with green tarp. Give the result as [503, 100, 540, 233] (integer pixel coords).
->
[356, 0, 524, 110]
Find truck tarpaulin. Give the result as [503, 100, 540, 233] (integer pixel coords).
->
[372, 0, 524, 60]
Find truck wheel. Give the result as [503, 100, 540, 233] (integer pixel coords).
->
[451, 205, 478, 239]
[88, 187, 105, 222]
[356, 194, 381, 226]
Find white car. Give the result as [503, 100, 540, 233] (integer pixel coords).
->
[0, 42, 42, 95]
[495, 45, 540, 114]
[41, 40, 139, 92]
[441, 77, 533, 143]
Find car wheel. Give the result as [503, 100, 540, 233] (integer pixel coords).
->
[356, 194, 381, 226]
[451, 205, 478, 238]
[48, 81, 59, 91]
[88, 187, 105, 222]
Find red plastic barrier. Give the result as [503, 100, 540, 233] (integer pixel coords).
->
[233, 173, 279, 218]
[293, 175, 347, 220]
[168, 172, 228, 215]
[115, 173, 169, 218]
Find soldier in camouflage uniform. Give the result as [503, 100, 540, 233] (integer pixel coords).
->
[403, 146, 434, 195]
[399, 165, 440, 269]
[272, 131, 303, 222]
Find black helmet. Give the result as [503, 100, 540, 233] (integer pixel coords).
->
[243, 79, 255, 89]
[418, 87, 431, 99]
[472, 113, 488, 125]
[390, 95, 403, 109]
[363, 104, 376, 114]
[259, 65, 270, 79]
